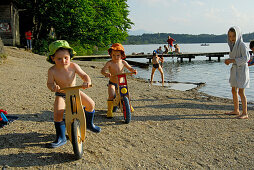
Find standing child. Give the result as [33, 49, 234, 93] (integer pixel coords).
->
[167, 35, 176, 52]
[46, 40, 101, 148]
[25, 30, 32, 51]
[224, 26, 250, 119]
[150, 50, 164, 86]
[101, 43, 137, 118]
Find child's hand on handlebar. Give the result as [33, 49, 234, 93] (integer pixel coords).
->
[55, 85, 65, 93]
[105, 73, 111, 78]
[82, 82, 91, 89]
[53, 85, 61, 92]
[132, 69, 138, 75]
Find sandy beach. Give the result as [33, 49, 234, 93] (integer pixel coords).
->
[0, 46, 253, 169]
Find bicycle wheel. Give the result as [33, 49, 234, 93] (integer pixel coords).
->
[71, 119, 84, 160]
[113, 106, 118, 112]
[122, 96, 131, 124]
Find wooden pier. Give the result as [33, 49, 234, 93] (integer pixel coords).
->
[147, 52, 230, 62]
[74, 51, 230, 63]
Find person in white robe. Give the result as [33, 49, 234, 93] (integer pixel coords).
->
[224, 26, 249, 119]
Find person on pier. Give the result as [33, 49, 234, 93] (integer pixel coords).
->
[163, 45, 169, 54]
[174, 44, 181, 54]
[167, 35, 176, 52]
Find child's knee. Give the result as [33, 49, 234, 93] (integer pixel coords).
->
[86, 100, 95, 111]
[231, 88, 237, 93]
[108, 93, 116, 100]
[54, 110, 64, 121]
[238, 90, 245, 97]
[108, 89, 116, 100]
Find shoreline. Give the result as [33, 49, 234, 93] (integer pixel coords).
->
[0, 46, 253, 169]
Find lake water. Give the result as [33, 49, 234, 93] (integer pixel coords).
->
[122, 43, 254, 102]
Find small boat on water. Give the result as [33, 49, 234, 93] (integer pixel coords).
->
[201, 43, 209, 46]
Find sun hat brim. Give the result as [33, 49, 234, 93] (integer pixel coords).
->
[108, 43, 126, 59]
[47, 40, 76, 64]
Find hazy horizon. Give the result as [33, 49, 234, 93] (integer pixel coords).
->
[127, 0, 254, 35]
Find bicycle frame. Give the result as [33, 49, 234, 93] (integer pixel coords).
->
[62, 86, 86, 143]
[113, 73, 134, 113]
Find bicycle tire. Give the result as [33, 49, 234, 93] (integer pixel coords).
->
[122, 96, 131, 124]
[71, 119, 84, 160]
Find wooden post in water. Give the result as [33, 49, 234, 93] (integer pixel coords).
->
[206, 54, 224, 62]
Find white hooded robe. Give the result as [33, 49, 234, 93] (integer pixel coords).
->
[228, 26, 250, 88]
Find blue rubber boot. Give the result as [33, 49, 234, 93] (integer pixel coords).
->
[84, 108, 101, 133]
[46, 121, 67, 148]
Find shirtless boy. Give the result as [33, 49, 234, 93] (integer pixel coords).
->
[46, 40, 101, 148]
[101, 43, 137, 118]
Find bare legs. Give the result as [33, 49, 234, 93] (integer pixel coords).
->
[237, 88, 248, 119]
[158, 66, 164, 86]
[150, 66, 164, 86]
[54, 96, 65, 122]
[231, 87, 240, 115]
[108, 84, 116, 101]
[150, 67, 156, 85]
[225, 87, 248, 119]
[53, 91, 95, 122]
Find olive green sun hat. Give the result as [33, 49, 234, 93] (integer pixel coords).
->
[47, 40, 77, 64]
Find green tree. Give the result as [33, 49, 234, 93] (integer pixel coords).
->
[15, 0, 133, 53]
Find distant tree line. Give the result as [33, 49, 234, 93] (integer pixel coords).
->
[123, 32, 254, 45]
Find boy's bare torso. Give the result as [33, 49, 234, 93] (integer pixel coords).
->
[108, 60, 125, 83]
[50, 63, 76, 89]
[152, 56, 160, 64]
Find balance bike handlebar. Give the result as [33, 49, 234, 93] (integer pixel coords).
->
[61, 84, 93, 91]
[112, 72, 136, 76]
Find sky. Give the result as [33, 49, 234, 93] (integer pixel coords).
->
[127, 0, 254, 35]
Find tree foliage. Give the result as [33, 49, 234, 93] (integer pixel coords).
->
[15, 0, 133, 50]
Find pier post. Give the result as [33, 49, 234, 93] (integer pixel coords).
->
[216, 55, 223, 62]
[206, 54, 224, 62]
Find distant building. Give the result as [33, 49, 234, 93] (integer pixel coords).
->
[0, 0, 20, 46]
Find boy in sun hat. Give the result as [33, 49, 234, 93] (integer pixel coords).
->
[47, 40, 76, 64]
[46, 40, 101, 148]
[101, 43, 137, 118]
